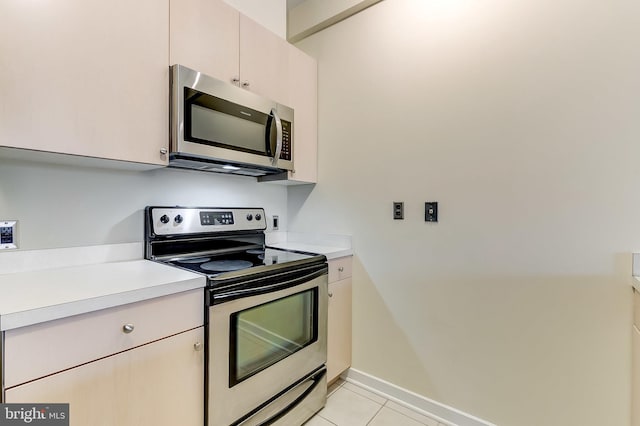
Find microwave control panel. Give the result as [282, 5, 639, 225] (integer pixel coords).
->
[280, 120, 292, 161]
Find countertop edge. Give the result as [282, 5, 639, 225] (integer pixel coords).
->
[0, 261, 206, 331]
[268, 242, 353, 260]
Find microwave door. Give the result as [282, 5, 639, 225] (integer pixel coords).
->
[266, 108, 283, 167]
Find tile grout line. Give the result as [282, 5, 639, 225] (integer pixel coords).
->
[317, 380, 344, 425]
[364, 402, 386, 426]
[317, 414, 339, 426]
[341, 383, 388, 406]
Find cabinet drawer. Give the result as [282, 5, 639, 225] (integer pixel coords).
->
[4, 289, 203, 388]
[328, 256, 352, 283]
[635, 289, 640, 327]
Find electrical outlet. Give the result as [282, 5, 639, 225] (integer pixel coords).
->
[272, 215, 279, 230]
[0, 220, 18, 250]
[393, 202, 404, 220]
[425, 202, 438, 222]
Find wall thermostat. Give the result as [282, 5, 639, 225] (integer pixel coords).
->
[0, 220, 18, 250]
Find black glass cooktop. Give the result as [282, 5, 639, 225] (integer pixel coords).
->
[167, 247, 319, 277]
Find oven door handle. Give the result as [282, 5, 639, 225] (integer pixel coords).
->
[212, 266, 327, 304]
[235, 368, 327, 426]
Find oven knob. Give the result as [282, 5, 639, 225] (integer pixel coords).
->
[246, 214, 253, 221]
[160, 215, 170, 224]
[255, 213, 262, 221]
[174, 214, 184, 224]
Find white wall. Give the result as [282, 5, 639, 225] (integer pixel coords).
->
[0, 158, 287, 250]
[223, 0, 286, 38]
[291, 0, 640, 424]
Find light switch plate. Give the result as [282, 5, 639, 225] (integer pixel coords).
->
[0, 220, 18, 250]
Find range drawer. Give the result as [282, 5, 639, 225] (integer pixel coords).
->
[328, 256, 352, 283]
[4, 289, 203, 388]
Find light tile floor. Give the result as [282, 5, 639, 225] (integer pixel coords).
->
[306, 379, 451, 426]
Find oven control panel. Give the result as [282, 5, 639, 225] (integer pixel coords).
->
[200, 211, 234, 226]
[149, 207, 266, 236]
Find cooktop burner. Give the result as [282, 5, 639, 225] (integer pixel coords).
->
[201, 260, 253, 272]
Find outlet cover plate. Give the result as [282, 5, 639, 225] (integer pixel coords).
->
[425, 202, 438, 222]
[0, 220, 18, 250]
[393, 202, 404, 220]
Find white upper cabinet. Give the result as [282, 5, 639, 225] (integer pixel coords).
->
[170, 0, 289, 105]
[0, 0, 170, 166]
[170, 0, 318, 184]
[239, 14, 291, 105]
[169, 0, 240, 85]
[286, 46, 318, 184]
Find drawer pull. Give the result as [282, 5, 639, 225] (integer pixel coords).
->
[194, 342, 203, 351]
[122, 324, 135, 334]
[338, 266, 344, 272]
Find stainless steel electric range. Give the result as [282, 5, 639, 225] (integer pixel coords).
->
[144, 206, 328, 426]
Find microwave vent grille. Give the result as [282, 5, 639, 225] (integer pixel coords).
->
[169, 156, 279, 177]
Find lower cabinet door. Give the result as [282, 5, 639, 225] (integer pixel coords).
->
[633, 325, 640, 426]
[5, 327, 204, 426]
[327, 278, 352, 383]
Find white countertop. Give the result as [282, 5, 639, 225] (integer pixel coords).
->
[0, 259, 205, 331]
[266, 232, 353, 260]
[0, 234, 351, 331]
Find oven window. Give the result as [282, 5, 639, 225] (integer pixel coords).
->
[229, 288, 318, 387]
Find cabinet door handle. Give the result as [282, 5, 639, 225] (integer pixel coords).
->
[194, 342, 203, 351]
[231, 77, 240, 86]
[338, 266, 344, 272]
[328, 292, 333, 298]
[122, 324, 135, 334]
[241, 81, 250, 88]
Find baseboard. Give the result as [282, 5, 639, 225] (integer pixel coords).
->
[342, 368, 496, 426]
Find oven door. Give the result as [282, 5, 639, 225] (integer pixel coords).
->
[209, 267, 328, 426]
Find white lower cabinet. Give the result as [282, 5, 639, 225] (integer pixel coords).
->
[2, 289, 204, 426]
[5, 327, 204, 426]
[633, 324, 640, 426]
[327, 256, 353, 383]
[633, 289, 640, 426]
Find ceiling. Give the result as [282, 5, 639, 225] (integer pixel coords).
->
[286, 0, 307, 10]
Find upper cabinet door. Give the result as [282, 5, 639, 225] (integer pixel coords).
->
[170, 0, 240, 85]
[0, 0, 170, 166]
[287, 46, 318, 184]
[239, 14, 290, 105]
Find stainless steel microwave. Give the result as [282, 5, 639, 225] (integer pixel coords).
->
[169, 64, 294, 177]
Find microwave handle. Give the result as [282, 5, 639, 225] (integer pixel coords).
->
[268, 108, 283, 167]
